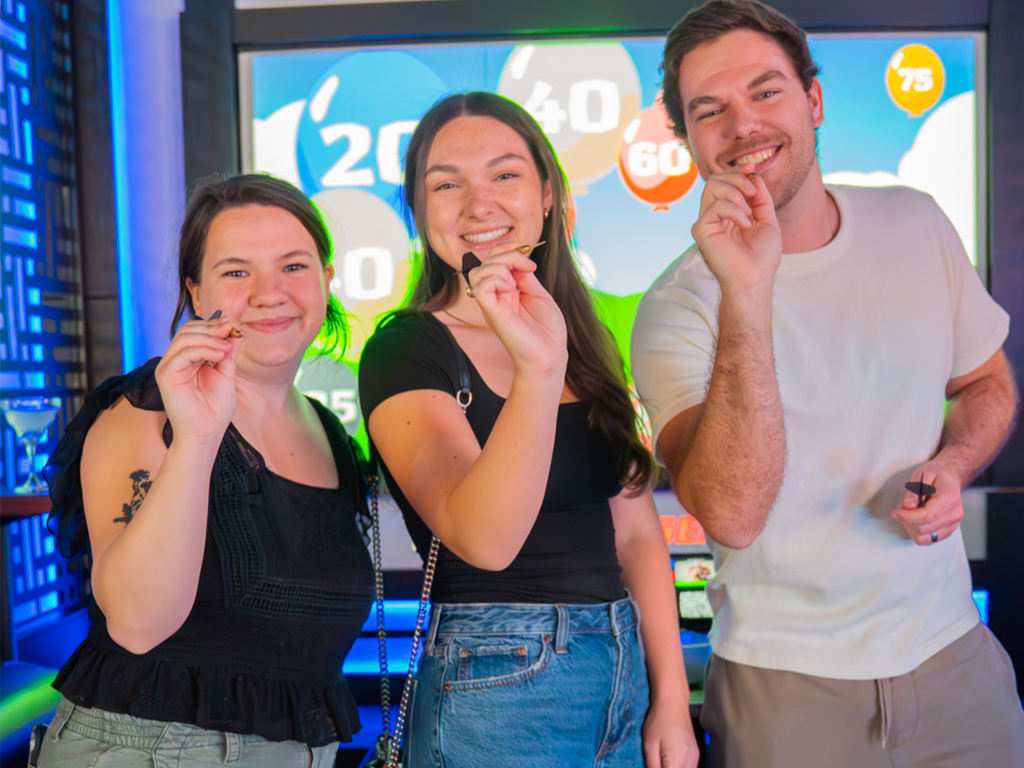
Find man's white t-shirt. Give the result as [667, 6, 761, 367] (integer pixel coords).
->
[632, 185, 1010, 680]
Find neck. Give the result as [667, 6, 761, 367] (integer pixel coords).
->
[233, 368, 302, 416]
[442, 276, 490, 327]
[776, 170, 840, 254]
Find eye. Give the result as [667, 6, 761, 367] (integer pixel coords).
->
[284, 263, 308, 272]
[495, 171, 519, 181]
[432, 181, 457, 192]
[754, 90, 779, 100]
[696, 108, 721, 121]
[223, 269, 248, 278]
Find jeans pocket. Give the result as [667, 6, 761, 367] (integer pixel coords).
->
[446, 635, 551, 690]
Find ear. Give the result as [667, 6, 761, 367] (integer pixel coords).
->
[808, 77, 824, 129]
[323, 263, 335, 296]
[682, 136, 707, 181]
[541, 179, 553, 218]
[186, 277, 202, 319]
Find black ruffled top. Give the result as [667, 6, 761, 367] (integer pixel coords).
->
[43, 359, 375, 746]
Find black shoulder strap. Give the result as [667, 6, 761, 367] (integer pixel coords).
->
[435, 318, 473, 413]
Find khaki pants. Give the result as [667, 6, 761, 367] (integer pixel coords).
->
[701, 623, 1024, 768]
[37, 698, 339, 768]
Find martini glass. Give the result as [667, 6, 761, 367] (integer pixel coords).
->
[1, 396, 62, 495]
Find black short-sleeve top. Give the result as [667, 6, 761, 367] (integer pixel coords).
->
[358, 312, 625, 604]
[44, 359, 374, 746]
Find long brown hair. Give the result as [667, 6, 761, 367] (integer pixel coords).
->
[400, 92, 653, 492]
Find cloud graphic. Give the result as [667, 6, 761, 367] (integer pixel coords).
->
[823, 92, 976, 263]
[253, 100, 306, 187]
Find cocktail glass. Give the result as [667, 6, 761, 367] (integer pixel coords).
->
[0, 396, 62, 495]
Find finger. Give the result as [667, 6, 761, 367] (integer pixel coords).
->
[747, 173, 778, 226]
[696, 198, 754, 230]
[162, 338, 234, 373]
[912, 521, 961, 546]
[213, 334, 243, 381]
[642, 738, 661, 768]
[700, 178, 755, 216]
[703, 168, 757, 197]
[179, 317, 239, 341]
[510, 266, 551, 296]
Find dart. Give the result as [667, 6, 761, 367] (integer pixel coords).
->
[904, 480, 936, 508]
[460, 252, 482, 276]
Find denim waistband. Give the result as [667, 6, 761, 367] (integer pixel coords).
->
[427, 597, 637, 648]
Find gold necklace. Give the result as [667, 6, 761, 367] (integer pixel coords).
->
[442, 309, 488, 330]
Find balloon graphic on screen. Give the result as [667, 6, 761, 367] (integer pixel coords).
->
[886, 44, 945, 117]
[617, 97, 699, 210]
[296, 52, 448, 200]
[498, 44, 641, 192]
[295, 356, 361, 434]
[311, 188, 412, 359]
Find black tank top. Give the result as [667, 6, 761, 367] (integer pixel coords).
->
[358, 312, 626, 605]
[46, 359, 374, 746]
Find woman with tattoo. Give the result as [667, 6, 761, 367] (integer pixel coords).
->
[38, 174, 374, 767]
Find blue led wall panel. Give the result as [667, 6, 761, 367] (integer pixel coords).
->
[1, 511, 89, 664]
[0, 0, 86, 491]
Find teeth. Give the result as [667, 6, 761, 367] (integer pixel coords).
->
[464, 227, 511, 244]
[735, 148, 776, 166]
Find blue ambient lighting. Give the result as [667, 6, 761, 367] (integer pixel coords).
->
[972, 590, 988, 625]
[107, 0, 137, 370]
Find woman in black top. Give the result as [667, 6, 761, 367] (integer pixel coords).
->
[359, 93, 699, 768]
[38, 174, 374, 767]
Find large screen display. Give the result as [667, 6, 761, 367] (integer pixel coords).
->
[238, 33, 984, 443]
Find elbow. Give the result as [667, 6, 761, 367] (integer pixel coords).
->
[458, 549, 517, 572]
[448, 539, 520, 572]
[706, 524, 761, 550]
[687, 498, 770, 551]
[107, 621, 169, 656]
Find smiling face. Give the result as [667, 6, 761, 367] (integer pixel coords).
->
[187, 204, 333, 371]
[421, 115, 553, 270]
[678, 29, 824, 211]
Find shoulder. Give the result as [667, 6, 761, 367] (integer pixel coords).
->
[362, 312, 442, 363]
[635, 243, 717, 330]
[359, 312, 459, 418]
[829, 184, 942, 221]
[44, 359, 168, 558]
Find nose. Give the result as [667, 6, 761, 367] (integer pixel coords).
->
[464, 183, 495, 219]
[249, 271, 286, 307]
[726, 100, 762, 140]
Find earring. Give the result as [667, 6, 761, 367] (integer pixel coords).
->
[544, 208, 550, 219]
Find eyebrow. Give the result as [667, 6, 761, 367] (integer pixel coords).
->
[425, 153, 529, 176]
[686, 69, 788, 115]
[209, 250, 314, 270]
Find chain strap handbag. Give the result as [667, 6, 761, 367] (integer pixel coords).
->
[365, 317, 473, 768]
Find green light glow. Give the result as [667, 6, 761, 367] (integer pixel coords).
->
[0, 671, 60, 740]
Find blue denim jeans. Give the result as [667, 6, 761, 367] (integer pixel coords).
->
[406, 597, 649, 768]
[36, 698, 339, 767]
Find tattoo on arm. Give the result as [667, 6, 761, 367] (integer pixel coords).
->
[113, 469, 152, 525]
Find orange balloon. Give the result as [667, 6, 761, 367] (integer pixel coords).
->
[617, 97, 698, 210]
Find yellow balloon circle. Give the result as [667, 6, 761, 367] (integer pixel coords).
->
[886, 44, 945, 117]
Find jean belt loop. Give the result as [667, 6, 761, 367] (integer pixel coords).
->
[224, 731, 243, 764]
[425, 604, 442, 651]
[49, 699, 75, 743]
[555, 604, 570, 654]
[610, 599, 627, 637]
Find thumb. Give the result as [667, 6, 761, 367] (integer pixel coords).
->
[216, 337, 243, 380]
[748, 174, 777, 227]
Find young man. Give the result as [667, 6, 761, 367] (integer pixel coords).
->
[631, 1, 1024, 766]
